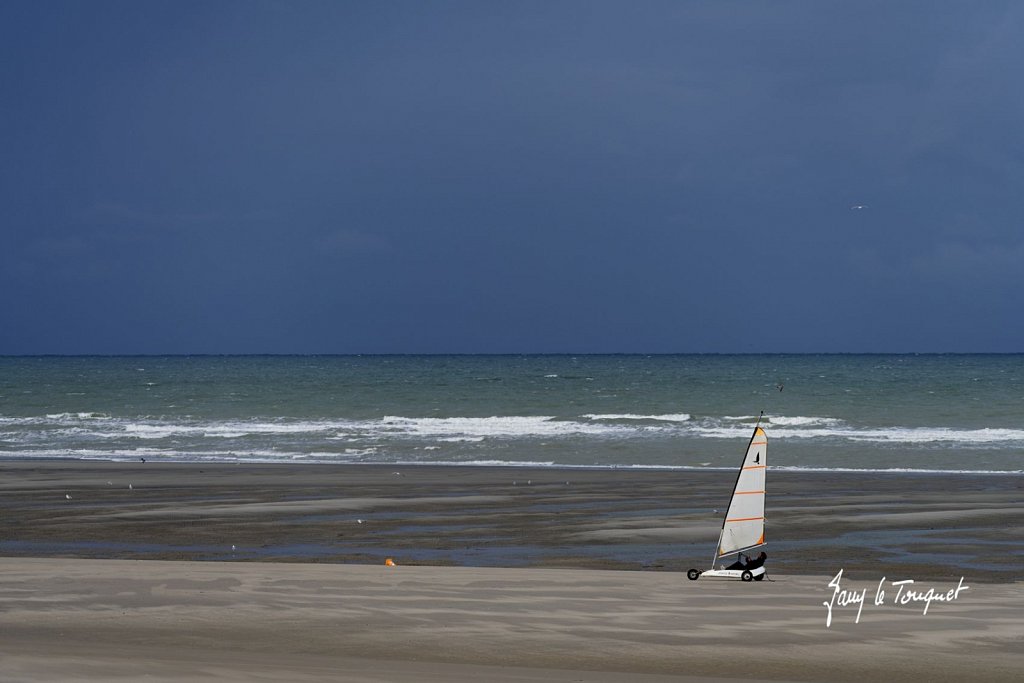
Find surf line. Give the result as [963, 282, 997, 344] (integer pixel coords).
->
[823, 569, 969, 627]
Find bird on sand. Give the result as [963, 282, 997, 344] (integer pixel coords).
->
[65, 493, 72, 500]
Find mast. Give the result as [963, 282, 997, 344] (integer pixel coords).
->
[710, 411, 766, 569]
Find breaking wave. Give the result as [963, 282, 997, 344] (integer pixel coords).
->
[2, 411, 1023, 471]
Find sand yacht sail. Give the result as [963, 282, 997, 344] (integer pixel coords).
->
[688, 414, 768, 582]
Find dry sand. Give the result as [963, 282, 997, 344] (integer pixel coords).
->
[2, 461, 1022, 681]
[1, 558, 1020, 682]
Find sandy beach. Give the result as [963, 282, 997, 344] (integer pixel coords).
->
[2, 461, 1022, 681]
[2, 559, 1021, 682]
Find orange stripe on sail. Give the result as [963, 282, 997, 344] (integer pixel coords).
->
[750, 440, 767, 446]
[742, 465, 766, 470]
[725, 516, 764, 523]
[733, 490, 765, 495]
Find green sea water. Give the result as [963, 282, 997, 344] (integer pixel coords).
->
[1, 355, 1021, 472]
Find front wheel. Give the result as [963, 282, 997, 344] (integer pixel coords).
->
[741, 570, 753, 582]
[687, 569, 701, 580]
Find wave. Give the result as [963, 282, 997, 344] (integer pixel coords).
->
[842, 427, 1024, 444]
[45, 412, 111, 420]
[2, 413, 1024, 466]
[768, 465, 1024, 475]
[764, 416, 841, 427]
[122, 421, 336, 439]
[2, 412, 1024, 452]
[689, 423, 1024, 445]
[582, 413, 692, 422]
[2, 449, 1019, 474]
[378, 415, 627, 438]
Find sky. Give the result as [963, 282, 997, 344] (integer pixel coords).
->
[2, 1, 1022, 354]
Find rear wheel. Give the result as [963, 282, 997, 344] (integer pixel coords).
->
[741, 570, 753, 582]
[753, 574, 765, 581]
[687, 569, 701, 580]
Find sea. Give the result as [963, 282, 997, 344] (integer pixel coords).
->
[1, 355, 1021, 474]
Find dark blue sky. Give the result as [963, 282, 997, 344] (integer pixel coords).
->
[2, 1, 1022, 353]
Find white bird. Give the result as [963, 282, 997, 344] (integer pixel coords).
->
[231, 545, 236, 551]
[357, 519, 364, 524]
[106, 481, 113, 486]
[65, 494, 72, 500]
[128, 484, 133, 490]
[850, 204, 868, 210]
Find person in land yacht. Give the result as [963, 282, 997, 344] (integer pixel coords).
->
[725, 551, 767, 571]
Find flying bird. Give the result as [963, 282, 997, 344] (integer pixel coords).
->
[850, 204, 868, 210]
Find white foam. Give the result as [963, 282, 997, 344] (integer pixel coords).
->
[378, 415, 625, 438]
[765, 416, 841, 427]
[44, 412, 111, 420]
[6, 411, 1024, 449]
[843, 427, 1024, 444]
[396, 459, 559, 468]
[582, 413, 692, 422]
[4, 410, 1024, 471]
[689, 418, 1024, 446]
[122, 420, 339, 439]
[2, 447, 1021, 474]
[769, 465, 1023, 475]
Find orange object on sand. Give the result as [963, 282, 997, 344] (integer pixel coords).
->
[384, 558, 396, 566]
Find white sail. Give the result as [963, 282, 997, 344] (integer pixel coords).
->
[717, 426, 767, 557]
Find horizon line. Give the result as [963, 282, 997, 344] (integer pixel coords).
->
[2, 351, 1022, 358]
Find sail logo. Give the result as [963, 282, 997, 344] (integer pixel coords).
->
[823, 569, 969, 627]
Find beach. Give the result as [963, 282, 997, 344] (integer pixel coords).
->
[3, 558, 1021, 683]
[2, 461, 1022, 681]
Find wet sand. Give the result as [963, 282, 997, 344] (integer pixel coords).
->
[2, 461, 1022, 681]
[2, 461, 1022, 580]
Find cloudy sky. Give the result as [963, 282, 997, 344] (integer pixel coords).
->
[2, 1, 1022, 354]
